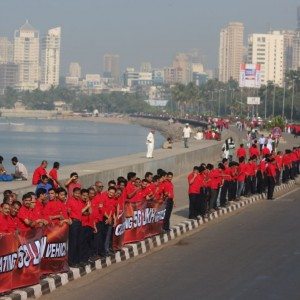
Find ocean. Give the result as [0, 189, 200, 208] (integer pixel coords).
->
[0, 117, 164, 173]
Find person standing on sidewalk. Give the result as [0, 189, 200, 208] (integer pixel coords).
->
[183, 123, 192, 148]
[146, 129, 155, 158]
[163, 172, 174, 232]
[266, 158, 276, 200]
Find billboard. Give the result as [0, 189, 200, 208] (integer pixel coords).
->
[239, 64, 261, 88]
[247, 97, 261, 105]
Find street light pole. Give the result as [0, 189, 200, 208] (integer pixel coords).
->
[291, 79, 295, 122]
[272, 84, 276, 116]
[282, 81, 286, 117]
[218, 90, 221, 117]
[264, 85, 268, 119]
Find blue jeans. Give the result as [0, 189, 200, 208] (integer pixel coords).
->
[236, 181, 245, 198]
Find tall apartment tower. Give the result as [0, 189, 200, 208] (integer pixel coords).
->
[247, 32, 284, 86]
[218, 22, 244, 82]
[40, 27, 61, 90]
[282, 30, 295, 74]
[103, 54, 120, 83]
[172, 53, 191, 84]
[14, 20, 39, 90]
[69, 62, 81, 78]
[0, 37, 14, 63]
[292, 6, 300, 70]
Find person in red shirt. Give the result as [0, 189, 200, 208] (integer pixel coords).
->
[249, 144, 260, 158]
[129, 178, 145, 203]
[256, 157, 266, 194]
[266, 158, 277, 200]
[65, 172, 82, 196]
[275, 151, 283, 185]
[236, 144, 247, 160]
[236, 157, 247, 199]
[282, 149, 292, 183]
[32, 160, 48, 185]
[187, 166, 201, 219]
[67, 187, 84, 267]
[43, 188, 70, 225]
[80, 189, 96, 264]
[125, 172, 138, 201]
[207, 164, 223, 212]
[163, 172, 174, 232]
[9, 200, 22, 232]
[0, 203, 15, 233]
[245, 156, 257, 196]
[228, 162, 239, 201]
[261, 144, 270, 157]
[18, 193, 42, 231]
[102, 186, 117, 256]
[220, 158, 231, 207]
[49, 162, 61, 189]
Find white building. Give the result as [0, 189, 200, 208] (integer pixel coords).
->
[40, 27, 61, 90]
[0, 37, 14, 63]
[69, 62, 81, 78]
[247, 31, 284, 86]
[14, 20, 39, 90]
[123, 68, 152, 87]
[218, 22, 244, 83]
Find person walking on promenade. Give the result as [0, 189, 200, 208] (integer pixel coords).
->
[183, 123, 192, 148]
[11, 156, 28, 181]
[146, 129, 155, 158]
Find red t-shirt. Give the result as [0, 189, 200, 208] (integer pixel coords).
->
[236, 148, 246, 158]
[262, 147, 270, 156]
[67, 182, 82, 196]
[125, 181, 136, 199]
[257, 159, 266, 173]
[266, 163, 276, 177]
[18, 206, 37, 232]
[275, 155, 283, 170]
[188, 172, 202, 194]
[153, 183, 165, 201]
[164, 181, 174, 199]
[282, 154, 291, 166]
[224, 167, 232, 181]
[237, 162, 247, 182]
[102, 193, 117, 217]
[67, 197, 84, 221]
[32, 166, 47, 185]
[249, 147, 260, 158]
[81, 211, 95, 228]
[33, 200, 44, 218]
[130, 188, 145, 203]
[208, 169, 222, 190]
[49, 168, 58, 189]
[92, 193, 105, 222]
[43, 200, 68, 223]
[0, 214, 10, 233]
[246, 161, 257, 176]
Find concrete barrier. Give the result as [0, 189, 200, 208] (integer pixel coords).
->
[0, 139, 222, 197]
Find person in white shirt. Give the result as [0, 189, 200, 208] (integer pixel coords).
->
[183, 123, 192, 148]
[258, 134, 265, 151]
[194, 129, 203, 141]
[146, 130, 155, 158]
[11, 156, 28, 180]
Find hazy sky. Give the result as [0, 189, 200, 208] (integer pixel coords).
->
[0, 0, 298, 75]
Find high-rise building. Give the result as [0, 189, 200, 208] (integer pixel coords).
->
[218, 22, 244, 83]
[293, 7, 300, 70]
[281, 30, 294, 74]
[247, 31, 284, 86]
[172, 53, 191, 84]
[40, 27, 61, 90]
[140, 62, 152, 72]
[0, 37, 13, 63]
[103, 54, 120, 83]
[14, 20, 39, 90]
[69, 62, 81, 78]
[0, 63, 19, 94]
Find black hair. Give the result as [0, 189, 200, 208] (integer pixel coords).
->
[167, 172, 173, 176]
[22, 193, 32, 201]
[108, 186, 117, 192]
[70, 172, 78, 178]
[56, 187, 67, 195]
[144, 172, 153, 179]
[11, 156, 18, 163]
[127, 172, 136, 181]
[53, 161, 60, 168]
[73, 187, 81, 193]
[36, 188, 47, 198]
[81, 189, 89, 194]
[12, 200, 22, 207]
[0, 156, 3, 163]
[108, 180, 116, 186]
[41, 175, 48, 180]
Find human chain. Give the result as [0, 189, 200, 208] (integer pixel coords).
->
[0, 168, 174, 269]
[187, 143, 300, 220]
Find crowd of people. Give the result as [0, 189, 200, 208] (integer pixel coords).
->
[0, 163, 174, 268]
[188, 141, 300, 220]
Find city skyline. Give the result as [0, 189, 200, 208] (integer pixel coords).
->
[0, 0, 298, 75]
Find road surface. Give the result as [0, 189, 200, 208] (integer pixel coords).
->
[42, 188, 300, 300]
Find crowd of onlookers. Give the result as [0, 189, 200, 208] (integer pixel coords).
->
[0, 162, 174, 268]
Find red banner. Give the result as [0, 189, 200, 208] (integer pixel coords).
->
[113, 200, 166, 250]
[0, 224, 69, 294]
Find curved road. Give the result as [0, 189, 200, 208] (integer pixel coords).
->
[42, 188, 300, 300]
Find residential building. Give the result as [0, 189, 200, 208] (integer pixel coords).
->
[0, 37, 13, 63]
[292, 7, 300, 70]
[14, 20, 39, 90]
[172, 53, 191, 84]
[140, 62, 152, 72]
[247, 31, 284, 86]
[163, 67, 183, 85]
[40, 27, 61, 90]
[123, 68, 152, 87]
[103, 54, 120, 83]
[152, 69, 164, 85]
[218, 22, 244, 82]
[69, 62, 81, 78]
[0, 63, 19, 94]
[282, 30, 294, 74]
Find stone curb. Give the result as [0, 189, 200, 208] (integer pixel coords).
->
[0, 180, 296, 300]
